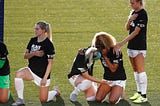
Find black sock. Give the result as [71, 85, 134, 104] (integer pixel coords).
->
[141, 94, 146, 98]
[138, 92, 141, 94]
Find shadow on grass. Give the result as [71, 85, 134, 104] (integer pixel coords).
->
[70, 101, 83, 106]
[140, 101, 152, 106]
[41, 96, 65, 106]
[87, 99, 131, 106]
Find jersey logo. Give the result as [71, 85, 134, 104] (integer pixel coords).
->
[31, 44, 41, 52]
[137, 23, 145, 28]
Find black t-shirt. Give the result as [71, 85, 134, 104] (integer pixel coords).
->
[0, 42, 10, 76]
[68, 49, 94, 79]
[100, 48, 126, 80]
[127, 9, 148, 50]
[27, 37, 55, 79]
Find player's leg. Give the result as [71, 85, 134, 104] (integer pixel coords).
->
[109, 85, 123, 104]
[128, 50, 142, 100]
[0, 88, 9, 103]
[47, 86, 60, 102]
[39, 86, 50, 102]
[129, 57, 142, 99]
[12, 67, 33, 106]
[68, 75, 80, 101]
[15, 67, 34, 99]
[69, 75, 92, 101]
[132, 53, 147, 103]
[0, 75, 10, 103]
[84, 82, 97, 101]
[96, 83, 111, 102]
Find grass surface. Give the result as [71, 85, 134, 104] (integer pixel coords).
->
[1, 0, 160, 106]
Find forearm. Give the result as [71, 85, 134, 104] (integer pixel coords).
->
[43, 60, 53, 80]
[119, 29, 140, 47]
[24, 52, 35, 59]
[103, 57, 117, 72]
[125, 20, 132, 31]
[82, 72, 103, 84]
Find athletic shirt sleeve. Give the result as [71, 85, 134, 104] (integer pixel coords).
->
[46, 40, 55, 59]
[112, 51, 123, 64]
[136, 12, 147, 29]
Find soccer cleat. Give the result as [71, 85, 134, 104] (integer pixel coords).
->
[129, 93, 141, 100]
[70, 93, 77, 102]
[53, 86, 60, 96]
[12, 98, 25, 106]
[132, 96, 148, 103]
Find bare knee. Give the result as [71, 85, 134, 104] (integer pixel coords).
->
[15, 68, 26, 78]
[39, 97, 47, 103]
[0, 98, 8, 103]
[15, 71, 22, 78]
[109, 98, 118, 104]
[96, 96, 103, 102]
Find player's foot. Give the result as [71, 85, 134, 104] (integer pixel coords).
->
[53, 86, 60, 96]
[133, 96, 148, 103]
[12, 98, 25, 106]
[70, 93, 77, 102]
[129, 93, 141, 100]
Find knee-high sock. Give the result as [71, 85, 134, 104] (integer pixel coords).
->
[71, 80, 92, 95]
[15, 78, 24, 99]
[134, 72, 141, 93]
[47, 90, 57, 102]
[138, 72, 147, 95]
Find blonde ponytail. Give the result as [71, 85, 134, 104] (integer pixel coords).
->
[36, 21, 53, 42]
[46, 23, 52, 42]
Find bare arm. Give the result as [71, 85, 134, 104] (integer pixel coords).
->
[117, 26, 141, 48]
[101, 49, 118, 73]
[125, 13, 138, 30]
[103, 56, 118, 73]
[82, 71, 107, 84]
[41, 59, 53, 86]
[24, 49, 44, 59]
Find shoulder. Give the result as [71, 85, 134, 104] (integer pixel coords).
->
[28, 37, 37, 43]
[45, 38, 53, 44]
[138, 9, 148, 16]
[31, 36, 37, 41]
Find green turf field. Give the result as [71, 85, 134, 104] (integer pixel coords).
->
[1, 0, 160, 106]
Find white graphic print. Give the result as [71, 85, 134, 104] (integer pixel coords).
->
[31, 44, 41, 52]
